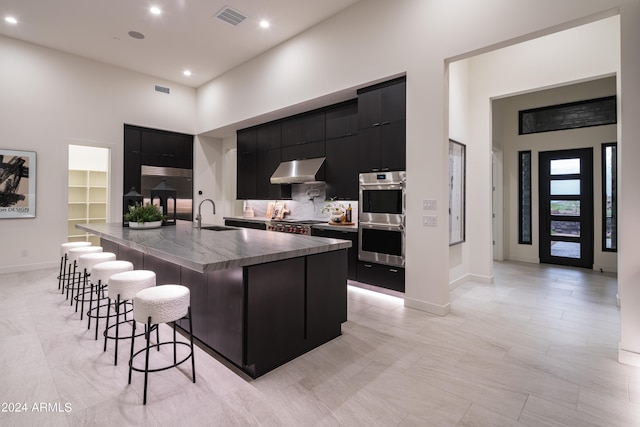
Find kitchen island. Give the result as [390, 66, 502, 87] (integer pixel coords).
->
[77, 221, 350, 378]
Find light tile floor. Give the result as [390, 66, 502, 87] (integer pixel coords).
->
[1, 261, 639, 426]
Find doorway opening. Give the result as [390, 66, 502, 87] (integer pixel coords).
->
[68, 145, 110, 245]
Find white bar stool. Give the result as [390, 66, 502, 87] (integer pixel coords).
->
[58, 242, 92, 291]
[75, 252, 116, 320]
[87, 260, 134, 340]
[128, 284, 195, 405]
[66, 246, 103, 304]
[104, 270, 156, 366]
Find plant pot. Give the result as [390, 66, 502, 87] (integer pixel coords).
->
[129, 221, 162, 229]
[329, 213, 343, 224]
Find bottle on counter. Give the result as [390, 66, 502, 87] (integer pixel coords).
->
[346, 203, 352, 223]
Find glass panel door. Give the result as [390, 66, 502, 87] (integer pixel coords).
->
[539, 148, 593, 268]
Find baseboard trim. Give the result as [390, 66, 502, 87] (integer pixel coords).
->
[404, 297, 450, 316]
[0, 261, 58, 274]
[619, 345, 640, 367]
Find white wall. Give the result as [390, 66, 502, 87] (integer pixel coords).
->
[0, 36, 196, 273]
[196, 0, 633, 316]
[495, 78, 617, 271]
[448, 60, 471, 287]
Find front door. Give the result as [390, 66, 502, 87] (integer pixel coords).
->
[539, 148, 593, 268]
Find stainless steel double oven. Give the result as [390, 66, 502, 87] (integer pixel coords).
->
[358, 171, 406, 268]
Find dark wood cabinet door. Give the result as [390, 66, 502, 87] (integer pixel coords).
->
[302, 111, 325, 143]
[123, 128, 142, 195]
[281, 140, 325, 161]
[237, 151, 256, 199]
[381, 81, 406, 124]
[357, 89, 381, 129]
[282, 111, 325, 146]
[326, 101, 358, 139]
[255, 148, 282, 199]
[237, 129, 257, 154]
[140, 130, 193, 169]
[380, 120, 406, 171]
[357, 126, 382, 172]
[256, 123, 281, 151]
[281, 117, 302, 147]
[325, 135, 359, 200]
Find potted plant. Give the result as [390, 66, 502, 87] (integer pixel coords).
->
[124, 202, 166, 229]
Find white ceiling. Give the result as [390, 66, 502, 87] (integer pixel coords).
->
[0, 0, 361, 88]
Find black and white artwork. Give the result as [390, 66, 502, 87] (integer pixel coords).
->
[0, 149, 36, 218]
[449, 140, 465, 245]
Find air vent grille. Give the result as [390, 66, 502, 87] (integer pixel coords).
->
[154, 85, 170, 94]
[216, 7, 247, 26]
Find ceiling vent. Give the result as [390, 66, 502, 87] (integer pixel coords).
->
[216, 6, 247, 26]
[154, 85, 170, 94]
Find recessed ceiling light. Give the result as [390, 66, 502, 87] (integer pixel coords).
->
[259, 20, 270, 29]
[183, 70, 192, 77]
[5, 16, 18, 25]
[150, 6, 162, 16]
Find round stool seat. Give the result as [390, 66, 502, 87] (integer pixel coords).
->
[134, 285, 190, 325]
[78, 252, 116, 272]
[69, 246, 103, 262]
[109, 270, 156, 302]
[60, 241, 92, 256]
[91, 261, 134, 287]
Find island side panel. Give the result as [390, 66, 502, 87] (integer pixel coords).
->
[245, 257, 306, 378]
[306, 249, 348, 349]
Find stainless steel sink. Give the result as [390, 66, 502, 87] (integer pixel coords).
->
[200, 225, 236, 231]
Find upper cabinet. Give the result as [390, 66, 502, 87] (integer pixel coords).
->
[357, 77, 406, 172]
[281, 111, 325, 146]
[235, 76, 406, 200]
[123, 124, 193, 196]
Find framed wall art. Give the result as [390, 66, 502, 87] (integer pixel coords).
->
[0, 149, 36, 218]
[449, 140, 465, 245]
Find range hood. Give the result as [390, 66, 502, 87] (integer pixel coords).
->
[270, 157, 325, 184]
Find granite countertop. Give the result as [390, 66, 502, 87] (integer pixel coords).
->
[77, 220, 351, 273]
[223, 216, 358, 233]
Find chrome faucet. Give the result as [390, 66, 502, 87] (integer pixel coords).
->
[196, 199, 216, 229]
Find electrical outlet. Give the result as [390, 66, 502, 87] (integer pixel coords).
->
[423, 215, 437, 226]
[21, 249, 28, 257]
[423, 199, 437, 210]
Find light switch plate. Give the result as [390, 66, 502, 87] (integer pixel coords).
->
[423, 199, 437, 210]
[423, 215, 437, 226]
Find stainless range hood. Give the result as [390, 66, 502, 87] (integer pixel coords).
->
[270, 157, 325, 184]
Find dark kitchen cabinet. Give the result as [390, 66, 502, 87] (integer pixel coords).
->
[357, 78, 406, 129]
[237, 129, 257, 199]
[325, 135, 359, 200]
[326, 100, 358, 139]
[124, 126, 142, 195]
[139, 128, 193, 169]
[312, 227, 358, 280]
[357, 120, 406, 173]
[281, 140, 325, 162]
[256, 122, 281, 151]
[356, 261, 405, 293]
[357, 77, 406, 172]
[237, 127, 290, 200]
[281, 111, 325, 146]
[256, 147, 285, 199]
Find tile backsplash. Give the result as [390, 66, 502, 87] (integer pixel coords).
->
[243, 183, 357, 223]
